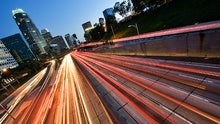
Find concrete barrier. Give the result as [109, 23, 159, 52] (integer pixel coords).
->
[96, 29, 220, 58]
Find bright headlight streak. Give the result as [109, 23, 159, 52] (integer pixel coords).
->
[67, 54, 83, 124]
[53, 57, 67, 124]
[68, 70, 83, 123]
[68, 54, 93, 123]
[35, 61, 56, 124]
[42, 61, 63, 123]
[49, 58, 66, 123]
[71, 59, 114, 124]
[0, 68, 47, 123]
[65, 58, 70, 124]
[60, 57, 67, 124]
[72, 64, 93, 123]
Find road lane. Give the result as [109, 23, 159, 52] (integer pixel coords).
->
[2, 51, 219, 124]
[72, 51, 220, 123]
[1, 67, 48, 124]
[45, 54, 114, 124]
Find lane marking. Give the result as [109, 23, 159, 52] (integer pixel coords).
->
[178, 74, 213, 83]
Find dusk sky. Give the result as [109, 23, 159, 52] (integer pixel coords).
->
[0, 0, 123, 41]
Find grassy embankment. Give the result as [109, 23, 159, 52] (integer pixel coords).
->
[107, 0, 220, 39]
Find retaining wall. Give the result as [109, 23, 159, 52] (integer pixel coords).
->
[96, 29, 220, 58]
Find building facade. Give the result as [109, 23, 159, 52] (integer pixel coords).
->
[103, 8, 114, 21]
[41, 28, 52, 45]
[12, 8, 48, 60]
[99, 18, 104, 25]
[1, 33, 35, 63]
[64, 34, 74, 48]
[82, 21, 93, 32]
[82, 21, 95, 42]
[50, 36, 68, 51]
[0, 40, 19, 70]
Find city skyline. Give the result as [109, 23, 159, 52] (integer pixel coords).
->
[0, 0, 123, 42]
[13, 8, 48, 60]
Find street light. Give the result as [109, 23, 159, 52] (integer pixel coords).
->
[0, 104, 15, 121]
[110, 25, 115, 38]
[2, 68, 7, 73]
[128, 23, 139, 35]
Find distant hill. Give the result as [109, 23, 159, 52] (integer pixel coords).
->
[108, 0, 220, 39]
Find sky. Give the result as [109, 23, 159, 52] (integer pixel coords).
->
[0, 0, 123, 41]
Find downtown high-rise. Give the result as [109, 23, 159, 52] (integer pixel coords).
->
[0, 40, 19, 70]
[12, 8, 48, 60]
[1, 33, 35, 63]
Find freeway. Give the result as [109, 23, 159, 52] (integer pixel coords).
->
[1, 55, 114, 124]
[1, 51, 219, 124]
[44, 54, 113, 124]
[71, 51, 220, 124]
[2, 60, 56, 124]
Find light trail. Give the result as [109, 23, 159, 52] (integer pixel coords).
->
[25, 60, 56, 124]
[2, 49, 219, 123]
[0, 68, 47, 124]
[74, 55, 160, 124]
[45, 54, 114, 124]
[70, 54, 114, 124]
[79, 52, 208, 91]
[86, 53, 220, 95]
[85, 53, 220, 77]
[73, 51, 220, 123]
[74, 53, 210, 122]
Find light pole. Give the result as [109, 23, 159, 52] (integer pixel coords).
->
[110, 25, 115, 38]
[1, 68, 15, 90]
[0, 104, 16, 120]
[128, 23, 139, 35]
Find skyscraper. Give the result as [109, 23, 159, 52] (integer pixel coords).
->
[1, 33, 35, 63]
[12, 8, 48, 60]
[65, 34, 73, 48]
[50, 35, 68, 51]
[82, 21, 92, 32]
[0, 40, 19, 70]
[82, 21, 94, 42]
[103, 8, 114, 21]
[41, 28, 52, 45]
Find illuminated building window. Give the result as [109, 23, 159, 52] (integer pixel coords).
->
[26, 19, 30, 22]
[19, 18, 23, 22]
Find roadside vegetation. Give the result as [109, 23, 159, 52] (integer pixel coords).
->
[85, 0, 220, 42]
[112, 0, 220, 39]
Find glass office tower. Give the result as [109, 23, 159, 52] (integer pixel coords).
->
[12, 8, 47, 60]
[1, 33, 35, 63]
[0, 40, 19, 70]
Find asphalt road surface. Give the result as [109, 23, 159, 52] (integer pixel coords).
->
[1, 52, 220, 124]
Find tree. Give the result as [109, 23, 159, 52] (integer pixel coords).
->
[106, 15, 117, 25]
[131, 0, 164, 13]
[72, 34, 77, 39]
[131, 0, 146, 13]
[89, 25, 105, 41]
[147, 0, 164, 9]
[84, 33, 92, 42]
[113, 1, 132, 17]
[72, 34, 79, 47]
